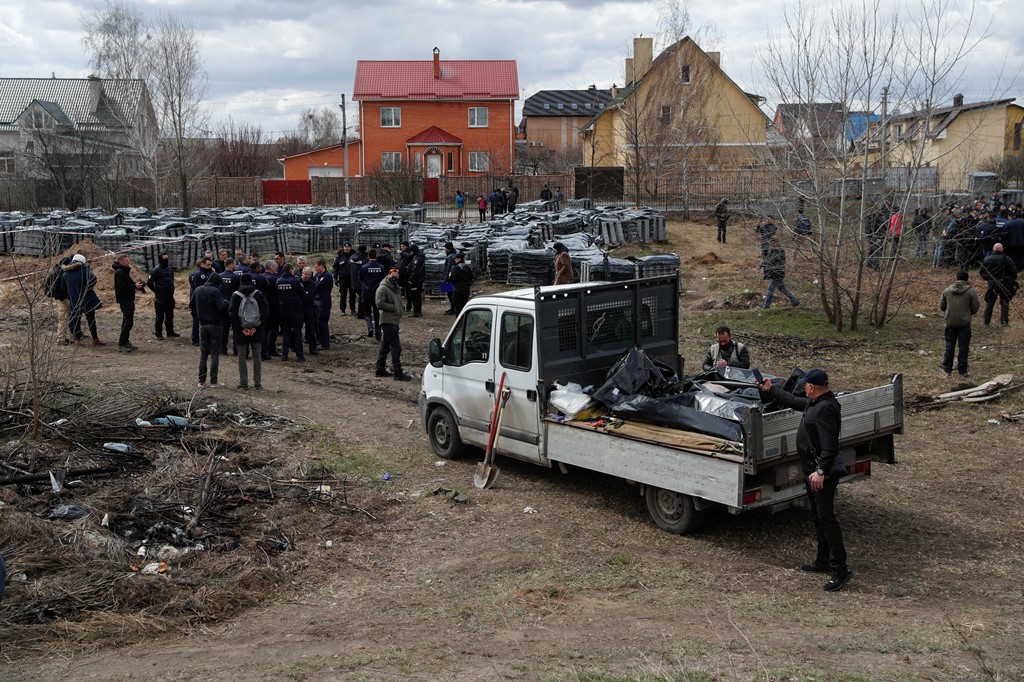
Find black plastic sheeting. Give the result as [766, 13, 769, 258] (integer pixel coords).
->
[610, 394, 744, 442]
[591, 347, 678, 407]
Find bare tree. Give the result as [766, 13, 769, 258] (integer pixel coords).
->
[149, 12, 209, 216]
[298, 106, 343, 149]
[80, 0, 151, 80]
[757, 0, 991, 331]
[212, 118, 276, 178]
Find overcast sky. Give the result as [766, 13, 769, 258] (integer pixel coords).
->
[1, 0, 1019, 139]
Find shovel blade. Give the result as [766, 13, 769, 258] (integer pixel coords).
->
[474, 462, 490, 489]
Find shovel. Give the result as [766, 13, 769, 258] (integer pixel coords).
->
[475, 374, 510, 489]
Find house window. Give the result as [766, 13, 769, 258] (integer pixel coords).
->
[381, 152, 401, 172]
[380, 107, 401, 128]
[414, 153, 422, 172]
[30, 109, 50, 129]
[1014, 122, 1022, 151]
[0, 153, 14, 175]
[680, 64, 691, 84]
[447, 151, 454, 173]
[468, 107, 489, 127]
[660, 105, 672, 125]
[468, 152, 488, 172]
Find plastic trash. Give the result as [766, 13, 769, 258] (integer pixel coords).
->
[135, 418, 153, 427]
[152, 417, 171, 426]
[987, 419, 1000, 425]
[103, 442, 134, 454]
[434, 460, 447, 467]
[523, 506, 537, 514]
[46, 504, 88, 520]
[382, 472, 392, 481]
[130, 561, 169, 575]
[166, 415, 191, 427]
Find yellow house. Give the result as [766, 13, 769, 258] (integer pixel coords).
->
[581, 36, 770, 197]
[881, 96, 1024, 190]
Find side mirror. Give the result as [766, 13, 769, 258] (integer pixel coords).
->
[428, 338, 444, 367]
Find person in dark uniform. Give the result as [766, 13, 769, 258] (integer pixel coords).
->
[191, 272, 227, 387]
[349, 245, 368, 320]
[979, 242, 1019, 326]
[275, 264, 305, 362]
[397, 241, 414, 311]
[448, 252, 474, 316]
[408, 244, 426, 317]
[146, 253, 179, 339]
[112, 254, 145, 353]
[442, 241, 457, 314]
[188, 258, 214, 345]
[313, 258, 333, 350]
[218, 259, 240, 355]
[259, 261, 281, 359]
[333, 242, 355, 316]
[758, 369, 853, 592]
[299, 266, 319, 356]
[359, 249, 386, 340]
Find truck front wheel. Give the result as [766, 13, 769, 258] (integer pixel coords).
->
[645, 486, 704, 534]
[427, 407, 466, 459]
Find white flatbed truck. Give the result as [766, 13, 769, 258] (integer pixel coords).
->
[418, 276, 903, 533]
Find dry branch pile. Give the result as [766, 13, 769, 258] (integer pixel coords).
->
[0, 382, 378, 657]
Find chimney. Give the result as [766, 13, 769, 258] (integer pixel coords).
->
[625, 58, 634, 85]
[633, 37, 654, 80]
[433, 47, 440, 80]
[953, 93, 963, 107]
[707, 51, 721, 67]
[610, 83, 619, 99]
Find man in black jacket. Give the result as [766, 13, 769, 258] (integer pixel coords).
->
[758, 369, 853, 592]
[188, 258, 214, 345]
[112, 255, 145, 352]
[146, 253, 179, 339]
[760, 239, 800, 308]
[407, 244, 426, 317]
[979, 242, 1019, 326]
[333, 242, 355, 316]
[191, 272, 227, 387]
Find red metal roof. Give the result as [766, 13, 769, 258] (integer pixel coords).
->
[353, 59, 519, 101]
[406, 126, 462, 145]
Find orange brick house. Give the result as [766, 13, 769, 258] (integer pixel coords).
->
[281, 141, 363, 180]
[353, 48, 519, 183]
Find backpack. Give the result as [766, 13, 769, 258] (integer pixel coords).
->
[796, 215, 811, 234]
[234, 290, 261, 329]
[43, 264, 67, 300]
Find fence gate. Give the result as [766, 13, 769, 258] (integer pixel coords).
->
[263, 180, 312, 205]
[423, 178, 439, 203]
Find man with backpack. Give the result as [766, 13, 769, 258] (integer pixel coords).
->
[701, 325, 751, 371]
[794, 209, 811, 238]
[230, 273, 269, 390]
[43, 256, 72, 345]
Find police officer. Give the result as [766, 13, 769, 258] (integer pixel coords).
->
[259, 261, 281, 360]
[333, 242, 355, 316]
[359, 249, 386, 339]
[300, 266, 319, 356]
[275, 264, 305, 362]
[313, 258, 333, 350]
[188, 258, 214, 345]
[147, 253, 179, 339]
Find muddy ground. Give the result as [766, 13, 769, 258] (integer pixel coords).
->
[1, 220, 1023, 681]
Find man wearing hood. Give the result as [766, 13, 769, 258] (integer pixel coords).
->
[939, 270, 981, 377]
[63, 254, 104, 345]
[553, 242, 573, 285]
[147, 253, 179, 339]
[229, 273, 269, 389]
[375, 267, 412, 381]
[112, 254, 145, 352]
[190, 272, 227, 387]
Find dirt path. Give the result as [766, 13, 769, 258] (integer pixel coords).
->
[3, 220, 1023, 681]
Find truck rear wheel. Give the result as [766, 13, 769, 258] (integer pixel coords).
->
[427, 407, 466, 459]
[645, 486, 704, 534]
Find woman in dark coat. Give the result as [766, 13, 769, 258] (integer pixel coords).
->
[62, 254, 104, 345]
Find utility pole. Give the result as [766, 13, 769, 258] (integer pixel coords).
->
[340, 94, 350, 208]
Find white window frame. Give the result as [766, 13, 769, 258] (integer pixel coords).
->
[468, 152, 489, 172]
[380, 107, 401, 128]
[0, 152, 14, 175]
[30, 109, 50, 129]
[468, 107, 489, 128]
[381, 152, 401, 172]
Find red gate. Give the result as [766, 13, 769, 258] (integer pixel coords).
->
[423, 178, 439, 203]
[263, 180, 312, 205]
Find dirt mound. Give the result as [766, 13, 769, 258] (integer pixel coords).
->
[692, 252, 723, 265]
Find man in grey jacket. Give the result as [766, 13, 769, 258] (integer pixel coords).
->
[375, 268, 412, 381]
[939, 270, 981, 377]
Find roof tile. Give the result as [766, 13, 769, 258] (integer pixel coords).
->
[354, 60, 518, 101]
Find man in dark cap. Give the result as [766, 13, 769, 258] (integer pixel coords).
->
[757, 369, 853, 592]
[553, 242, 573, 285]
[147, 253, 179, 338]
[407, 244, 426, 317]
[374, 267, 412, 381]
[979, 242, 1018, 326]
[333, 242, 355, 316]
[448, 252, 474, 316]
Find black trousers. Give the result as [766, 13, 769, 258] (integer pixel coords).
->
[983, 283, 1012, 325]
[154, 292, 175, 335]
[805, 473, 847, 573]
[409, 283, 423, 315]
[453, 288, 470, 316]
[338, 281, 355, 313]
[376, 323, 402, 373]
[942, 325, 971, 375]
[118, 301, 135, 347]
[717, 219, 727, 243]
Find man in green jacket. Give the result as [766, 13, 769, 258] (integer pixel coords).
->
[714, 198, 729, 244]
[939, 270, 981, 377]
[375, 267, 412, 381]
